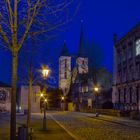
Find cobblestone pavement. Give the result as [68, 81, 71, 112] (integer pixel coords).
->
[49, 111, 140, 140]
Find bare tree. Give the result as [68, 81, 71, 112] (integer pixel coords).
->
[0, 0, 79, 139]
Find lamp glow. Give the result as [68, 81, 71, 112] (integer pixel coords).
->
[61, 96, 64, 101]
[42, 66, 50, 79]
[40, 93, 44, 97]
[94, 87, 99, 92]
[44, 99, 47, 102]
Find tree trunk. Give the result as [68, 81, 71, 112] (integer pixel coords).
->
[10, 51, 18, 140]
[27, 64, 32, 138]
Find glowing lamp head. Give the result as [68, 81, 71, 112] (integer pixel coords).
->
[44, 99, 47, 102]
[94, 87, 99, 92]
[40, 93, 44, 97]
[42, 66, 50, 79]
[61, 96, 64, 101]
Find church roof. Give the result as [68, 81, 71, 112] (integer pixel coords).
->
[78, 21, 85, 57]
[60, 41, 69, 56]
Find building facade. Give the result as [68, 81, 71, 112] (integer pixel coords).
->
[59, 24, 89, 98]
[112, 24, 140, 111]
[0, 82, 11, 112]
[20, 85, 40, 113]
[59, 24, 112, 110]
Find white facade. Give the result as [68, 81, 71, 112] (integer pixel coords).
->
[59, 56, 71, 96]
[20, 85, 40, 113]
[76, 57, 88, 74]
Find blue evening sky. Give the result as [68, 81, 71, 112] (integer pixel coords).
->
[0, 0, 140, 86]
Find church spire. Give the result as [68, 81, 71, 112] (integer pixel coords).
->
[60, 41, 69, 56]
[78, 20, 85, 57]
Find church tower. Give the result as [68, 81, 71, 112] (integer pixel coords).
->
[59, 42, 71, 96]
[76, 22, 88, 74]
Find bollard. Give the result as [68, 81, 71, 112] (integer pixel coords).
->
[18, 125, 27, 140]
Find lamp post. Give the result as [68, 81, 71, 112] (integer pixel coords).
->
[43, 98, 47, 130]
[41, 66, 50, 130]
[61, 96, 65, 111]
[93, 86, 100, 117]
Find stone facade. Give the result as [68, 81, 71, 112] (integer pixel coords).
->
[0, 82, 11, 112]
[59, 24, 112, 110]
[59, 24, 89, 97]
[112, 24, 140, 111]
[59, 55, 72, 96]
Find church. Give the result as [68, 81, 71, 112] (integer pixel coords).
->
[59, 23, 112, 111]
[59, 24, 95, 110]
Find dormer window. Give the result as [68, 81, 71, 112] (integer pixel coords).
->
[136, 39, 140, 56]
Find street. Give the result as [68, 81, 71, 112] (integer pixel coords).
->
[1, 111, 140, 140]
[48, 111, 140, 140]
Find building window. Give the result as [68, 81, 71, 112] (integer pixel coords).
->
[64, 59, 67, 68]
[118, 89, 121, 103]
[123, 67, 127, 81]
[128, 47, 133, 59]
[136, 39, 140, 56]
[86, 86, 88, 92]
[130, 87, 132, 103]
[64, 71, 67, 79]
[124, 88, 126, 103]
[82, 60, 85, 65]
[65, 88, 67, 93]
[123, 47, 126, 61]
[117, 52, 120, 64]
[136, 63, 140, 78]
[136, 86, 139, 103]
[0, 90, 7, 101]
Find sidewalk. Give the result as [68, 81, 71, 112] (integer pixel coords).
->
[31, 116, 75, 140]
[0, 113, 75, 140]
[76, 112, 140, 129]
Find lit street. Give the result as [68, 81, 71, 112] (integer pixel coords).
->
[0, 0, 140, 140]
[1, 111, 140, 140]
[48, 111, 140, 140]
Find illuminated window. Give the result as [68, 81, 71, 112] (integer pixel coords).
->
[64, 59, 67, 68]
[136, 39, 140, 56]
[64, 71, 67, 79]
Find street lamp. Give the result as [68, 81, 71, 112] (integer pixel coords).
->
[40, 93, 44, 97]
[61, 96, 65, 111]
[61, 96, 64, 101]
[94, 87, 99, 92]
[43, 98, 47, 130]
[42, 66, 50, 79]
[41, 66, 50, 131]
[93, 86, 100, 117]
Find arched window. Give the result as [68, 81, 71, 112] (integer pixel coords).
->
[136, 39, 140, 56]
[124, 88, 126, 103]
[136, 86, 139, 103]
[129, 87, 132, 103]
[118, 89, 121, 103]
